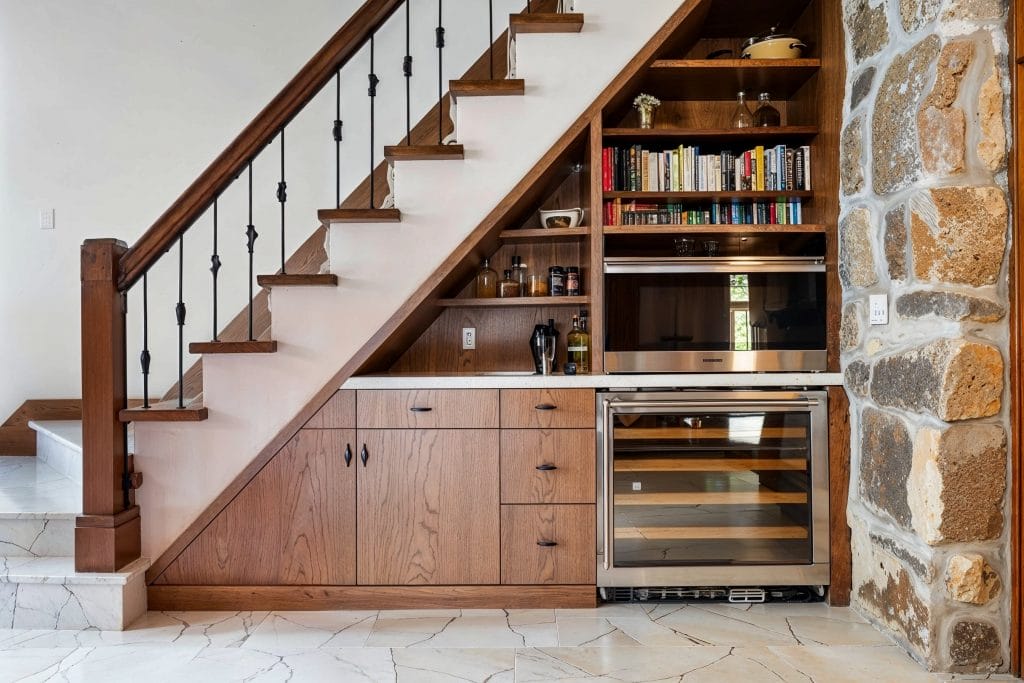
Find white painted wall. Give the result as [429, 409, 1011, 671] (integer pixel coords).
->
[136, 0, 686, 562]
[0, 0, 522, 423]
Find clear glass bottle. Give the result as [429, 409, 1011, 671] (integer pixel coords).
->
[731, 90, 754, 129]
[566, 314, 591, 374]
[498, 269, 521, 298]
[475, 258, 497, 298]
[754, 92, 781, 127]
[514, 256, 529, 292]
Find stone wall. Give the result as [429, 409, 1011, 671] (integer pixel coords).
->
[840, 0, 1012, 673]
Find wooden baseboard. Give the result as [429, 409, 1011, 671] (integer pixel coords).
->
[148, 584, 598, 611]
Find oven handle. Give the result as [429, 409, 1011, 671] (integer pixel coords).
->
[604, 257, 825, 275]
[608, 399, 819, 412]
[603, 399, 615, 572]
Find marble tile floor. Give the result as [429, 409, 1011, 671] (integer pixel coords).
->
[0, 458, 80, 516]
[0, 603, 1019, 682]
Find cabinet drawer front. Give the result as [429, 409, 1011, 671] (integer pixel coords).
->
[501, 430, 596, 504]
[501, 504, 595, 585]
[304, 390, 356, 428]
[358, 390, 499, 428]
[500, 389, 595, 429]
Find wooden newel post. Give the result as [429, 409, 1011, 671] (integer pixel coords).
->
[76, 238, 141, 572]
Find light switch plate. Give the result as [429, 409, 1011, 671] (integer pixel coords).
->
[462, 327, 476, 350]
[39, 209, 55, 231]
[869, 294, 888, 325]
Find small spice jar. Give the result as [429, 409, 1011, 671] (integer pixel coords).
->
[565, 267, 581, 297]
[527, 274, 549, 297]
[548, 266, 566, 296]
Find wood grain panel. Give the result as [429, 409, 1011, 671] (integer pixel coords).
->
[0, 399, 83, 456]
[148, 584, 597, 610]
[357, 389, 499, 428]
[827, 386, 852, 606]
[501, 504, 595, 585]
[304, 390, 356, 429]
[155, 429, 355, 585]
[357, 429, 499, 585]
[500, 429, 596, 504]
[500, 389, 596, 428]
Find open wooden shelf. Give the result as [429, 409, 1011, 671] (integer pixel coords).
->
[602, 126, 819, 141]
[641, 59, 821, 100]
[615, 491, 808, 506]
[617, 525, 809, 540]
[437, 295, 590, 308]
[616, 458, 808, 472]
[603, 224, 825, 235]
[605, 190, 813, 200]
[498, 227, 590, 242]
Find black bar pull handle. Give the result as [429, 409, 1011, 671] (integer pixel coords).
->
[535, 463, 558, 471]
[344, 444, 353, 467]
[535, 403, 557, 411]
[536, 540, 558, 547]
[360, 444, 369, 467]
[409, 406, 433, 413]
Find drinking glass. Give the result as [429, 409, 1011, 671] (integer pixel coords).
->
[703, 240, 720, 257]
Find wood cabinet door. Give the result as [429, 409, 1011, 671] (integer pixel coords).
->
[155, 429, 356, 585]
[357, 429, 500, 585]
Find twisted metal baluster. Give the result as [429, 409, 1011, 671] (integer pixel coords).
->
[436, 0, 445, 144]
[278, 129, 287, 273]
[245, 162, 258, 341]
[369, 33, 379, 208]
[333, 71, 343, 207]
[211, 198, 220, 341]
[404, 0, 413, 144]
[140, 273, 150, 409]
[175, 235, 186, 409]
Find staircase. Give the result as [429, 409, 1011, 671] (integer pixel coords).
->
[66, 0, 694, 621]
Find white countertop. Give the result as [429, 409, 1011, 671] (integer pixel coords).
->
[342, 372, 844, 390]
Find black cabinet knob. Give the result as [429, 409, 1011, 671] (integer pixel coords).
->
[534, 403, 557, 411]
[360, 444, 369, 467]
[343, 444, 353, 467]
[536, 540, 558, 547]
[409, 406, 433, 412]
[535, 463, 558, 471]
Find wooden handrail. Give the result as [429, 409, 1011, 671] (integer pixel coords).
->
[117, 0, 404, 291]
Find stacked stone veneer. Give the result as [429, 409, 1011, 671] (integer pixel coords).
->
[841, 0, 1012, 673]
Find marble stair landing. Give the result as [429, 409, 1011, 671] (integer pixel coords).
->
[0, 456, 147, 631]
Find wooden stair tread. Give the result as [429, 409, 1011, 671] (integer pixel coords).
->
[450, 79, 525, 99]
[384, 144, 465, 161]
[510, 13, 584, 35]
[120, 401, 208, 423]
[188, 341, 278, 354]
[257, 273, 338, 288]
[318, 208, 401, 224]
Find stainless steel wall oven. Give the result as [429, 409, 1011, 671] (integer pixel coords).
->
[597, 390, 829, 588]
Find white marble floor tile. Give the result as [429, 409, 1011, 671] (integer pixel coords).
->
[243, 610, 378, 654]
[0, 457, 80, 516]
[516, 645, 734, 682]
[0, 646, 81, 683]
[556, 615, 705, 647]
[768, 644, 945, 683]
[392, 648, 515, 682]
[651, 604, 800, 646]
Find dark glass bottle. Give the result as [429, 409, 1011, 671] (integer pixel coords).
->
[754, 92, 781, 127]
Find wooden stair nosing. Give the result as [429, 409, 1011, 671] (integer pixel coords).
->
[188, 341, 278, 355]
[318, 208, 402, 224]
[257, 273, 338, 288]
[450, 79, 526, 100]
[120, 402, 208, 423]
[383, 144, 465, 161]
[509, 13, 584, 35]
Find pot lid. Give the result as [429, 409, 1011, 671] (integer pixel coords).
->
[742, 26, 799, 49]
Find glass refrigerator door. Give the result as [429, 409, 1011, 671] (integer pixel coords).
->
[610, 408, 812, 567]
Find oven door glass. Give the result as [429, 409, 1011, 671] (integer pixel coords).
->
[610, 408, 812, 567]
[604, 271, 826, 353]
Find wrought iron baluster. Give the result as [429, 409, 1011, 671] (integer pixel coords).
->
[245, 162, 258, 341]
[526, 0, 531, 12]
[175, 234, 186, 409]
[333, 71, 343, 207]
[278, 128, 287, 273]
[140, 273, 150, 409]
[404, 0, 413, 144]
[368, 33, 379, 208]
[436, 0, 445, 144]
[488, 0, 494, 79]
[211, 198, 220, 341]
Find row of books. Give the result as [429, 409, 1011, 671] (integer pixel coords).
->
[604, 199, 804, 226]
[601, 144, 812, 193]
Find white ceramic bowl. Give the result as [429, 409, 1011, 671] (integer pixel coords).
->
[539, 208, 584, 229]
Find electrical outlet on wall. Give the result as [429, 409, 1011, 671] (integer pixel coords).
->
[462, 327, 476, 350]
[869, 294, 888, 325]
[39, 209, 55, 231]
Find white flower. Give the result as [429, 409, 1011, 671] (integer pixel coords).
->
[633, 93, 661, 110]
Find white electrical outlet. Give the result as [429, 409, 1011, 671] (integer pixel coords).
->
[462, 327, 476, 350]
[39, 209, 55, 231]
[869, 294, 888, 325]
[632, 482, 642, 491]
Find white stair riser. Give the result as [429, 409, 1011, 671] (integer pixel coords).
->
[0, 518, 75, 557]
[30, 423, 83, 485]
[0, 577, 146, 631]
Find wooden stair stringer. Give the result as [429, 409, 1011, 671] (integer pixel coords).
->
[145, 0, 711, 589]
